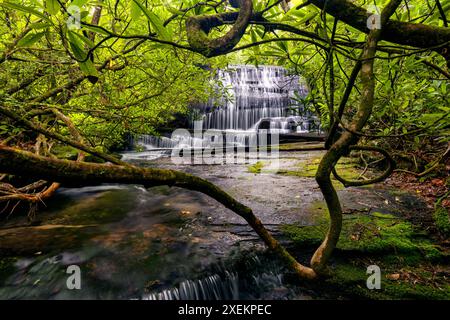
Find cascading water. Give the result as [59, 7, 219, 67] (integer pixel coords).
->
[197, 65, 310, 132]
[124, 65, 319, 159]
[142, 255, 290, 300]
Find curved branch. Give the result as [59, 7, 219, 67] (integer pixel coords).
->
[310, 0, 403, 274]
[186, 0, 253, 57]
[309, 0, 450, 59]
[332, 146, 396, 187]
[0, 145, 317, 280]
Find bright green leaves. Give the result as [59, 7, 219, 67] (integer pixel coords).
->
[130, 1, 142, 21]
[45, 0, 61, 15]
[71, 0, 90, 7]
[67, 31, 87, 60]
[282, 3, 319, 24]
[67, 31, 99, 82]
[131, 0, 172, 41]
[0, 2, 51, 22]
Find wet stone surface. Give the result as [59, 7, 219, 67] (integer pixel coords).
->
[0, 149, 430, 299]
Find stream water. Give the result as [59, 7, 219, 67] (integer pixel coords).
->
[1, 65, 320, 299]
[0, 149, 429, 300]
[0, 154, 321, 300]
[0, 65, 429, 300]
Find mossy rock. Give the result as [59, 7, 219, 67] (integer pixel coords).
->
[434, 205, 450, 237]
[323, 263, 450, 300]
[277, 155, 364, 190]
[247, 161, 265, 174]
[282, 213, 445, 261]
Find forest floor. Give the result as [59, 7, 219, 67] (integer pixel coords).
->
[0, 144, 448, 299]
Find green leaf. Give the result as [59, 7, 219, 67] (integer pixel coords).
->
[250, 30, 260, 55]
[17, 32, 45, 47]
[68, 30, 87, 60]
[30, 22, 52, 30]
[299, 11, 319, 24]
[163, 3, 184, 15]
[70, 31, 95, 48]
[0, 2, 51, 22]
[67, 31, 98, 80]
[46, 0, 60, 15]
[81, 24, 110, 36]
[132, 0, 171, 41]
[71, 0, 89, 7]
[130, 1, 142, 20]
[79, 59, 99, 79]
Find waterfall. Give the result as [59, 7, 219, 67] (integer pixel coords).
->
[197, 65, 310, 131]
[124, 65, 319, 158]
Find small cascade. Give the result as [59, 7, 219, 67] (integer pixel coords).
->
[142, 254, 290, 301]
[135, 134, 205, 150]
[143, 272, 239, 300]
[133, 130, 260, 151]
[136, 135, 179, 149]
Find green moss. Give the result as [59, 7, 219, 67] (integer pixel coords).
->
[323, 262, 450, 300]
[434, 205, 450, 237]
[278, 143, 324, 151]
[282, 199, 450, 298]
[51, 145, 108, 163]
[371, 212, 396, 219]
[277, 155, 362, 189]
[282, 224, 324, 248]
[247, 161, 265, 174]
[52, 145, 79, 160]
[282, 213, 445, 260]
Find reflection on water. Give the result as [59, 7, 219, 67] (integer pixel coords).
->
[0, 185, 305, 300]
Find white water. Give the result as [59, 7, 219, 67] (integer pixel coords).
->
[198, 65, 310, 131]
[125, 65, 318, 159]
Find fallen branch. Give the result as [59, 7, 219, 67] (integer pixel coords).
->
[0, 145, 318, 280]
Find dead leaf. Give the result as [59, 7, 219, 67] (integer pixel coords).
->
[387, 273, 400, 280]
[431, 179, 444, 186]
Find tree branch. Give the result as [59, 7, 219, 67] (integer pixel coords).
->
[0, 145, 317, 280]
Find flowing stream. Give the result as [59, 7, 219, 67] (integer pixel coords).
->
[0, 65, 322, 300]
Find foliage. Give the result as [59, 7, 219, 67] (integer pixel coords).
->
[0, 0, 226, 148]
[0, 0, 449, 282]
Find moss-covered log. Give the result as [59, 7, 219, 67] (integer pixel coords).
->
[0, 145, 318, 280]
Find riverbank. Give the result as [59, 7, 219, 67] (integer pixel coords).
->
[0, 146, 448, 299]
